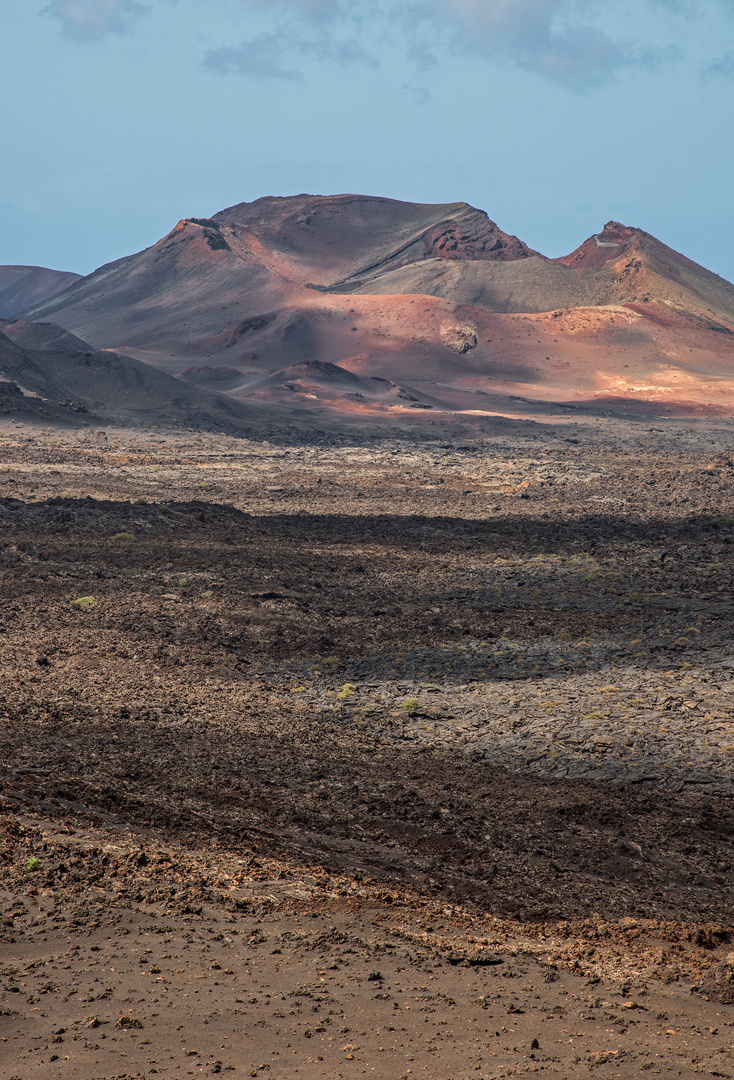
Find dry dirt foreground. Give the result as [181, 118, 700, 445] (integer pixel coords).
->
[3, 416, 734, 1079]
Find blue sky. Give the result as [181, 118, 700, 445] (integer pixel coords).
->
[2, 0, 733, 279]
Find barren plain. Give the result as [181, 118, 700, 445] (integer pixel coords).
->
[3, 415, 734, 1079]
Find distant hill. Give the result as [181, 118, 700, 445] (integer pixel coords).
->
[19, 195, 734, 423]
[0, 265, 82, 318]
[0, 319, 278, 432]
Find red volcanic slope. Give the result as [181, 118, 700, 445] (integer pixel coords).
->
[20, 195, 734, 423]
[555, 221, 734, 321]
[557, 221, 643, 271]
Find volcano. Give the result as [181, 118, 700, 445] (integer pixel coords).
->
[19, 195, 734, 425]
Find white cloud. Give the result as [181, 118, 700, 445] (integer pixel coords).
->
[44, 0, 148, 41]
[443, 0, 563, 42]
[431, 0, 636, 89]
[204, 26, 377, 78]
[706, 51, 734, 77]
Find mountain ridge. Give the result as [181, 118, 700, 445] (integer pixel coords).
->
[18, 194, 734, 425]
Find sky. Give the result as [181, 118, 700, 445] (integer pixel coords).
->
[2, 0, 734, 280]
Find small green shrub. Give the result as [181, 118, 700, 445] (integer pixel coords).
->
[72, 596, 97, 607]
[337, 683, 357, 700]
[26, 856, 43, 872]
[109, 532, 135, 542]
[133, 497, 149, 506]
[401, 697, 419, 713]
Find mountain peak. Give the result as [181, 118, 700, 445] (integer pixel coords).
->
[162, 217, 232, 254]
[555, 221, 643, 270]
[601, 220, 637, 240]
[211, 193, 536, 289]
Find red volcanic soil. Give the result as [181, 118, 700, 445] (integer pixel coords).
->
[555, 220, 641, 271]
[461, 304, 734, 417]
[19, 195, 734, 428]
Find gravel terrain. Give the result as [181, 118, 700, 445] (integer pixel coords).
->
[2, 415, 734, 1077]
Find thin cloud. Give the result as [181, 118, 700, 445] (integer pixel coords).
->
[207, 0, 681, 89]
[204, 24, 377, 79]
[44, 0, 148, 41]
[411, 0, 680, 88]
[44, 0, 716, 90]
[443, 0, 564, 45]
[204, 33, 303, 79]
[520, 27, 632, 90]
[705, 51, 734, 77]
[432, 3, 635, 90]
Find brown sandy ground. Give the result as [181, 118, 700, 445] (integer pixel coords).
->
[3, 416, 734, 1077]
[4, 810, 734, 1080]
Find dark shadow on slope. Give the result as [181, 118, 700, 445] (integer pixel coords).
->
[1, 495, 731, 674]
[2, 705, 734, 923]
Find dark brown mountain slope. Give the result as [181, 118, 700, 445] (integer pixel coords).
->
[19, 217, 296, 353]
[0, 264, 81, 317]
[211, 193, 536, 287]
[345, 251, 587, 312]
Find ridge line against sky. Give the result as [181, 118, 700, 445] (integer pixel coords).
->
[2, 0, 733, 277]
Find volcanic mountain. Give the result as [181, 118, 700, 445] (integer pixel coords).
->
[21, 195, 734, 423]
[0, 265, 82, 318]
